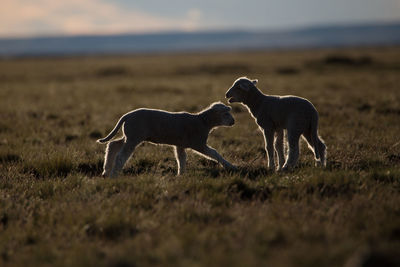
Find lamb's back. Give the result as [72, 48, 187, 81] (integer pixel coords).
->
[260, 95, 317, 129]
[124, 109, 202, 146]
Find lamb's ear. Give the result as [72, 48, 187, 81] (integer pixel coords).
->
[252, 79, 258, 86]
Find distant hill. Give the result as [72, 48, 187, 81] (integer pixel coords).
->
[1, 22, 400, 57]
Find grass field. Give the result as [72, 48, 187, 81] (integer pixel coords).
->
[1, 47, 400, 267]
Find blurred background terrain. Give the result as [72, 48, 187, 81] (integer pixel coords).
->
[1, 0, 400, 56]
[1, 22, 400, 56]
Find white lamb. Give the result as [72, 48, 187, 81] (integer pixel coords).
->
[225, 77, 326, 171]
[97, 102, 236, 177]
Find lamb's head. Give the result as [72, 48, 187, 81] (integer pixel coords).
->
[225, 77, 258, 104]
[207, 102, 235, 127]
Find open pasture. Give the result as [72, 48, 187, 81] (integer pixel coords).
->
[1, 47, 400, 266]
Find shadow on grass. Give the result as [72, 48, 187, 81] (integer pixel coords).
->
[123, 158, 160, 176]
[388, 154, 400, 164]
[347, 160, 387, 172]
[227, 178, 272, 201]
[326, 158, 397, 172]
[302, 182, 357, 198]
[236, 166, 272, 180]
[24, 157, 104, 178]
[83, 219, 138, 242]
[77, 159, 104, 176]
[23, 154, 74, 179]
[370, 170, 400, 184]
[0, 153, 21, 164]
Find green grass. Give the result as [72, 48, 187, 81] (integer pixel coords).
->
[1, 47, 400, 267]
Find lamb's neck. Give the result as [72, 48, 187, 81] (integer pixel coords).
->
[243, 88, 264, 117]
[199, 111, 217, 132]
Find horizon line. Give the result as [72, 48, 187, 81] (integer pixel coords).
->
[1, 19, 400, 41]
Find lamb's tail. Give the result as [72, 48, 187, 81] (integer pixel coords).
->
[97, 115, 127, 144]
[310, 113, 320, 161]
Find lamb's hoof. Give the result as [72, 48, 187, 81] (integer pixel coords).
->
[281, 165, 297, 172]
[267, 166, 276, 173]
[315, 160, 323, 167]
[281, 166, 290, 172]
[108, 172, 118, 178]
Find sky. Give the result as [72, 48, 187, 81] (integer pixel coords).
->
[1, 0, 400, 38]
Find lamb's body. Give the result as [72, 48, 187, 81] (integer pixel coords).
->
[123, 110, 209, 149]
[97, 102, 235, 177]
[252, 95, 317, 131]
[226, 77, 326, 170]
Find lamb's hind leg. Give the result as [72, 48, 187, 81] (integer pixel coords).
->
[174, 146, 187, 175]
[303, 130, 318, 165]
[102, 138, 124, 177]
[110, 138, 141, 178]
[282, 129, 301, 170]
[303, 131, 327, 167]
[317, 138, 327, 167]
[274, 129, 285, 171]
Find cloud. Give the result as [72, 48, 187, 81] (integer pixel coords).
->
[0, 0, 202, 37]
[3, 0, 399, 38]
[182, 8, 203, 31]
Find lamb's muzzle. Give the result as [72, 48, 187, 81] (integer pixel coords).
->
[225, 90, 234, 103]
[225, 77, 257, 104]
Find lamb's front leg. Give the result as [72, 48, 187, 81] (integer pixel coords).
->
[197, 145, 236, 171]
[263, 129, 276, 170]
[174, 146, 187, 175]
[274, 129, 285, 171]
